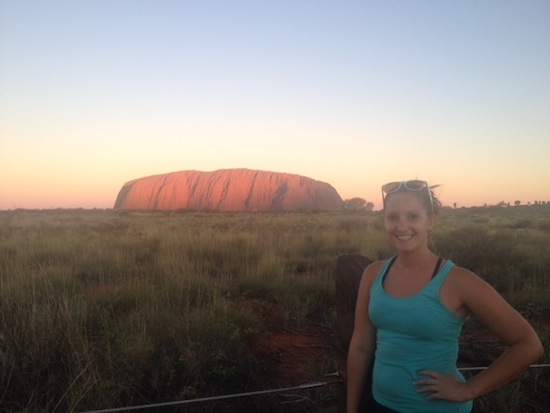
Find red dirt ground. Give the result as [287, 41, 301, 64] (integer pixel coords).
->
[249, 322, 548, 413]
[250, 327, 340, 412]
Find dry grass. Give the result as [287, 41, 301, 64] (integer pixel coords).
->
[0, 206, 548, 412]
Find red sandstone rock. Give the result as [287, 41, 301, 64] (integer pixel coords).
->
[113, 169, 343, 212]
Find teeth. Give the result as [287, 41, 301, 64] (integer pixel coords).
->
[397, 235, 413, 240]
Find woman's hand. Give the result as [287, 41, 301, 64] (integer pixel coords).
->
[414, 370, 473, 402]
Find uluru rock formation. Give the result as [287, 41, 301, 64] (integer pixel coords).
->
[113, 169, 343, 212]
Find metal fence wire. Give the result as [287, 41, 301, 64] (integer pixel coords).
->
[80, 364, 550, 413]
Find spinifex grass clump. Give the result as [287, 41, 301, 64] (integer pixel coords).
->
[0, 206, 548, 412]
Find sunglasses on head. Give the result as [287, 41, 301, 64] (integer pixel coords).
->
[381, 180, 433, 213]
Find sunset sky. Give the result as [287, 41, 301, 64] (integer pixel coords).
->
[1, 1, 549, 210]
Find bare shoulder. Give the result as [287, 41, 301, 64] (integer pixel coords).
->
[441, 264, 506, 318]
[353, 260, 387, 301]
[364, 259, 387, 276]
[359, 260, 386, 288]
[447, 264, 491, 292]
[450, 264, 541, 348]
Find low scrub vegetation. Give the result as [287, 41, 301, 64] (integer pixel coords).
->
[0, 206, 548, 412]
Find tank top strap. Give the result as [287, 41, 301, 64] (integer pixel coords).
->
[372, 256, 397, 291]
[427, 260, 455, 290]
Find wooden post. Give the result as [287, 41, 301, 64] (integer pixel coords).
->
[335, 254, 372, 413]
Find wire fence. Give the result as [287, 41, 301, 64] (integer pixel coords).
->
[80, 375, 342, 413]
[80, 364, 550, 413]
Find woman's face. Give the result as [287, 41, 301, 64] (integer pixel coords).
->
[384, 192, 435, 254]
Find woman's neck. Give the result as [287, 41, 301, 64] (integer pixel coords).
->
[396, 248, 436, 269]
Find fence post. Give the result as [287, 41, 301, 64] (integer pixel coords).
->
[335, 254, 372, 413]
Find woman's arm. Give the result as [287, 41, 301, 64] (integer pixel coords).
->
[416, 268, 544, 402]
[460, 270, 543, 398]
[346, 263, 380, 413]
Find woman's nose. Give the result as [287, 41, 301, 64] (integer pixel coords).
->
[396, 218, 408, 231]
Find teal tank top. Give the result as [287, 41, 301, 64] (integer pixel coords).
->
[369, 257, 473, 413]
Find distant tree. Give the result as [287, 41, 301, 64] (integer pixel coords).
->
[343, 197, 374, 211]
[453, 202, 457, 209]
[514, 200, 521, 206]
[344, 197, 366, 210]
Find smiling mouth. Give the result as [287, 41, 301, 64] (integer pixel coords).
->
[396, 235, 414, 240]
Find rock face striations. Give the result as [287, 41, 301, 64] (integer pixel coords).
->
[113, 169, 343, 212]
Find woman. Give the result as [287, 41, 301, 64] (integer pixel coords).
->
[346, 180, 543, 413]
